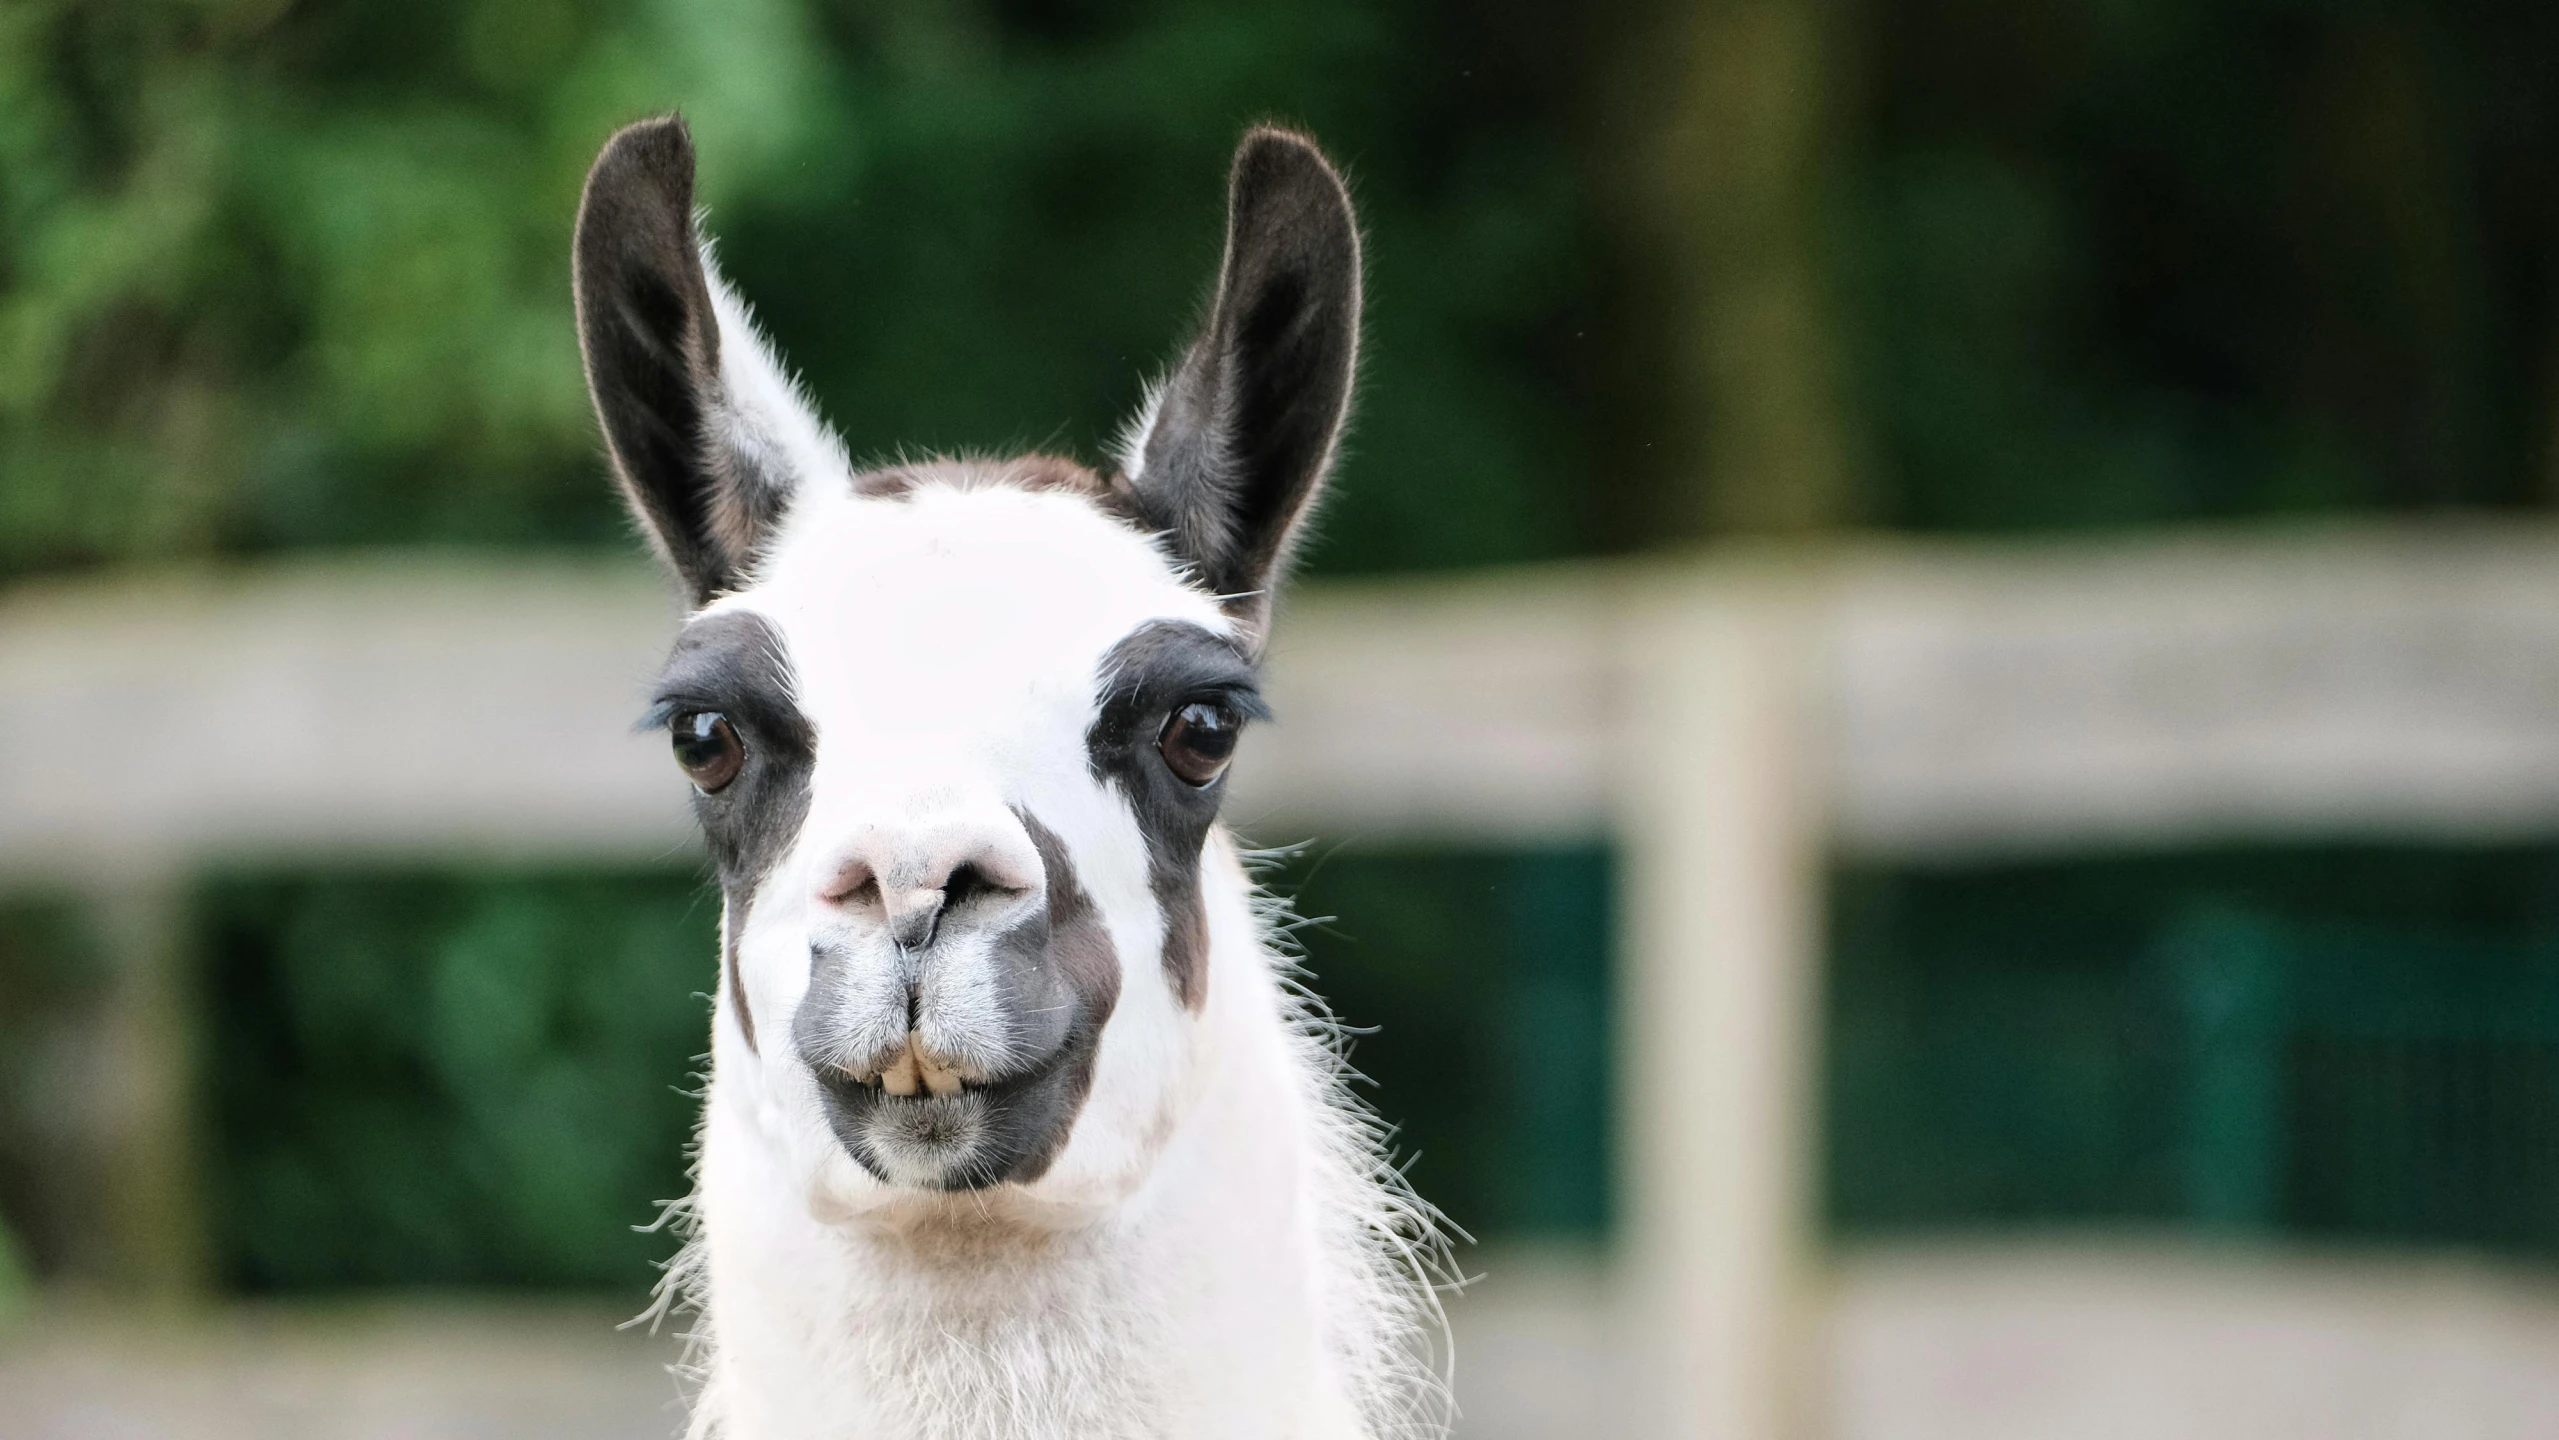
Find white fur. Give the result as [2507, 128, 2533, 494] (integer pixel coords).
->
[649, 278, 1454, 1439]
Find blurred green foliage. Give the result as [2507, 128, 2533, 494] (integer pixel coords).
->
[1830, 843, 2559, 1252]
[0, 0, 1600, 580]
[202, 871, 713, 1291]
[0, 901, 104, 1284]
[0, 1220, 28, 1323]
[1282, 845, 1614, 1240]
[1843, 0, 2559, 527]
[11, 0, 2558, 568]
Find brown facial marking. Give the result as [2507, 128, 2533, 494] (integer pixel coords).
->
[724, 907, 758, 1053]
[1083, 621, 1260, 1016]
[653, 610, 816, 1057]
[1163, 879, 1208, 1011]
[846, 455, 1148, 528]
[1006, 812, 1123, 1182]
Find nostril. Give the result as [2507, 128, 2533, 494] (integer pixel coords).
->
[942, 862, 994, 911]
[821, 860, 881, 911]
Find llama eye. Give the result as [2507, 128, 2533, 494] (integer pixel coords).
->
[671, 711, 745, 792]
[1158, 701, 1240, 787]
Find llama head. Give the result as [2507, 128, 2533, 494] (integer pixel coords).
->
[573, 117, 1358, 1212]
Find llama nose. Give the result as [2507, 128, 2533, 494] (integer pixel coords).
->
[816, 836, 1038, 951]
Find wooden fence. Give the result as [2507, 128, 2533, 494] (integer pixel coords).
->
[11, 522, 2559, 1434]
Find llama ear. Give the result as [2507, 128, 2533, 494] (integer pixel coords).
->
[574, 115, 820, 604]
[1124, 128, 1360, 632]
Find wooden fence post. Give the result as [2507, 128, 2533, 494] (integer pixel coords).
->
[74, 874, 208, 1301]
[1618, 569, 1827, 1438]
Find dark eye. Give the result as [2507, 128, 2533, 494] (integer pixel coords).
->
[671, 711, 744, 792]
[1158, 700, 1241, 787]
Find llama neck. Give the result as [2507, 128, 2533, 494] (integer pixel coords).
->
[694, 847, 1364, 1440]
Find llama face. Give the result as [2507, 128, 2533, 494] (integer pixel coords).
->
[572, 119, 1358, 1207]
[670, 476, 1246, 1197]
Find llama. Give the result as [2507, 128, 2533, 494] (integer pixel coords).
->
[571, 117, 1453, 1438]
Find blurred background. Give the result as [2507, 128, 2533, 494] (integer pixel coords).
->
[8, 0, 2559, 1436]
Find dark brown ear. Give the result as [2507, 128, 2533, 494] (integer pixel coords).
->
[1124, 127, 1361, 636]
[574, 116, 802, 604]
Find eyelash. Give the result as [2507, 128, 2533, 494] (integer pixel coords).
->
[1175, 685, 1268, 721]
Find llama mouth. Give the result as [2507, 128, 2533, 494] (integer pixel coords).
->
[807, 1031, 1087, 1190]
[847, 1075, 983, 1099]
[834, 1033, 989, 1100]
